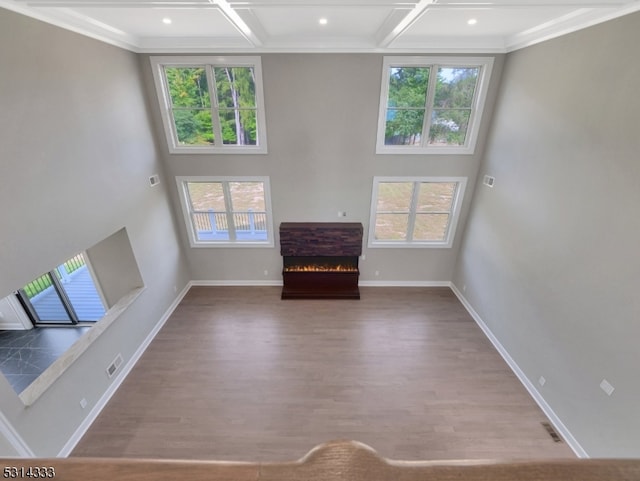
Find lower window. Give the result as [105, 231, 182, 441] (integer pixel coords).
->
[15, 252, 106, 325]
[368, 177, 467, 248]
[176, 176, 274, 247]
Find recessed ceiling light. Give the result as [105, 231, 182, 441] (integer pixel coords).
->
[319, 17, 328, 25]
[467, 18, 477, 25]
[162, 18, 172, 25]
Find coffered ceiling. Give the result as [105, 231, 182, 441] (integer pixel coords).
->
[2, 0, 640, 53]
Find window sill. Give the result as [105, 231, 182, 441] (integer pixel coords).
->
[168, 145, 268, 155]
[375, 145, 475, 155]
[189, 241, 274, 248]
[368, 242, 453, 249]
[19, 287, 145, 406]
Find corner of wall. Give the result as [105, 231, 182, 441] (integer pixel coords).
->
[449, 282, 589, 458]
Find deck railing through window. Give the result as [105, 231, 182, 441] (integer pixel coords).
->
[21, 254, 87, 299]
[22, 273, 55, 299]
[63, 253, 86, 275]
[192, 210, 268, 239]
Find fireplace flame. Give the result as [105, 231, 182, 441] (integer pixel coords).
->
[284, 264, 358, 272]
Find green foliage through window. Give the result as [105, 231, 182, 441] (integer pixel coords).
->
[385, 67, 429, 146]
[429, 67, 478, 146]
[164, 65, 259, 147]
[383, 64, 480, 148]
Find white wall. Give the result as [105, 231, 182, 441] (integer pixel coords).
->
[453, 12, 640, 456]
[0, 8, 190, 455]
[85, 228, 144, 308]
[0, 296, 32, 330]
[142, 53, 505, 285]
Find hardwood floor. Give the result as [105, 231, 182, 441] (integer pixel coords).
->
[71, 286, 575, 461]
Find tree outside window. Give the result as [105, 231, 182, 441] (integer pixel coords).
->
[377, 57, 493, 155]
[151, 57, 267, 154]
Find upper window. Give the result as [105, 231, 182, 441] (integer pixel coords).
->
[376, 56, 493, 155]
[368, 177, 467, 248]
[150, 56, 267, 154]
[176, 176, 274, 247]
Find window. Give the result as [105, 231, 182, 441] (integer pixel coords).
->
[376, 56, 493, 154]
[15, 253, 106, 325]
[176, 176, 274, 247]
[368, 177, 467, 248]
[150, 56, 267, 154]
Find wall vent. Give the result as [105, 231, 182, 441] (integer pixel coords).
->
[106, 353, 123, 378]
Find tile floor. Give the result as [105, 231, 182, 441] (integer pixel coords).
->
[0, 327, 91, 393]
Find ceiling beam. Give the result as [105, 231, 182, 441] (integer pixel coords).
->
[232, 7, 270, 46]
[212, 0, 264, 47]
[376, 0, 435, 48]
[20, 1, 213, 6]
[16, 0, 631, 7]
[427, 2, 628, 8]
[227, 1, 418, 6]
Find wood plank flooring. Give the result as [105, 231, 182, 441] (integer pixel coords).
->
[71, 286, 575, 462]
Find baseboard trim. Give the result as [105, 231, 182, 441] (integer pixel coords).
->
[191, 280, 451, 288]
[359, 281, 451, 287]
[449, 283, 589, 458]
[0, 411, 34, 457]
[0, 322, 29, 330]
[191, 280, 283, 287]
[58, 283, 192, 457]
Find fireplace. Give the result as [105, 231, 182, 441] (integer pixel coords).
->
[280, 223, 363, 299]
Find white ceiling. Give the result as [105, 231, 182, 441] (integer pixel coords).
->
[3, 0, 640, 53]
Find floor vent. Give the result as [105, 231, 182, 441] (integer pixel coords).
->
[541, 422, 563, 443]
[106, 353, 123, 378]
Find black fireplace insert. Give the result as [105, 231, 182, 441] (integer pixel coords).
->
[280, 223, 363, 299]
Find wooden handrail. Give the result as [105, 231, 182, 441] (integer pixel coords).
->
[3, 440, 640, 481]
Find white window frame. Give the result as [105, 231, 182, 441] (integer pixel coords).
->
[368, 176, 467, 248]
[176, 176, 274, 248]
[376, 56, 493, 155]
[150, 56, 268, 154]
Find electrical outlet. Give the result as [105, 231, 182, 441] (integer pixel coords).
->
[600, 379, 615, 396]
[337, 211, 347, 217]
[462, 284, 466, 292]
[264, 270, 268, 276]
[360, 254, 366, 261]
[80, 398, 88, 409]
[538, 376, 546, 387]
[375, 270, 380, 277]
[483, 175, 495, 187]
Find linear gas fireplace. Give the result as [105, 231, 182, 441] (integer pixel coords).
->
[280, 223, 363, 299]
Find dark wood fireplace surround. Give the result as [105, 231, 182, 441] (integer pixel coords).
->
[280, 222, 363, 299]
